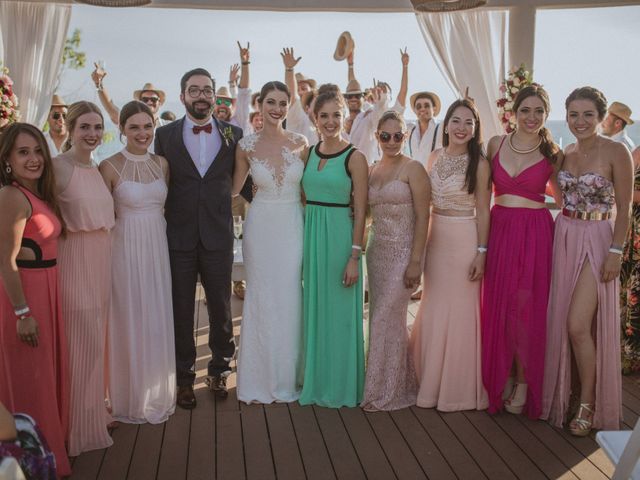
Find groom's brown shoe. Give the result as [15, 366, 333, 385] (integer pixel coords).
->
[177, 385, 197, 409]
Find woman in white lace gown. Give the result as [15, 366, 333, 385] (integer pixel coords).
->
[99, 101, 176, 423]
[232, 81, 308, 404]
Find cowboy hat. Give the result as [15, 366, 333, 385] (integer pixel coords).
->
[215, 86, 234, 100]
[133, 83, 166, 104]
[334, 31, 355, 61]
[410, 91, 441, 117]
[345, 79, 364, 95]
[608, 101, 634, 125]
[51, 94, 67, 107]
[295, 72, 317, 90]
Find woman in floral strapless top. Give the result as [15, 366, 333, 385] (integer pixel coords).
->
[541, 87, 634, 436]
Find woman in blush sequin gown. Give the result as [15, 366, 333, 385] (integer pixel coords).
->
[361, 111, 429, 412]
[542, 87, 633, 435]
[411, 99, 490, 411]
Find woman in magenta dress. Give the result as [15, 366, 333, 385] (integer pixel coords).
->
[0, 123, 71, 477]
[542, 87, 633, 435]
[482, 85, 561, 418]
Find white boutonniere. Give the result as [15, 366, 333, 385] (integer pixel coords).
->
[222, 126, 234, 147]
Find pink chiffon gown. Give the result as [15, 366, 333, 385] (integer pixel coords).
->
[481, 138, 554, 418]
[0, 184, 71, 477]
[541, 171, 621, 430]
[57, 164, 115, 456]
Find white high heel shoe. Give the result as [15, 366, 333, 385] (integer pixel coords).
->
[504, 383, 527, 414]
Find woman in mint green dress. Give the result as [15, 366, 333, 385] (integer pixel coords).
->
[299, 89, 369, 408]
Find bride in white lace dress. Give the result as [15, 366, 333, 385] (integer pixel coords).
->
[232, 82, 308, 403]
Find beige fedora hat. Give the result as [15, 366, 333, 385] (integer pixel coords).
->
[608, 101, 634, 125]
[295, 72, 317, 90]
[334, 31, 355, 61]
[410, 91, 442, 117]
[345, 79, 364, 95]
[215, 86, 234, 100]
[133, 83, 166, 104]
[51, 94, 67, 107]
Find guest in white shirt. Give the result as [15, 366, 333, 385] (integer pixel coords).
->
[407, 91, 443, 166]
[281, 48, 319, 145]
[45, 94, 68, 156]
[601, 101, 635, 151]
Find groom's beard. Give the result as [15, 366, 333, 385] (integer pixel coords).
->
[186, 100, 213, 120]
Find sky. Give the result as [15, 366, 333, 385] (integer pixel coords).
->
[58, 4, 640, 123]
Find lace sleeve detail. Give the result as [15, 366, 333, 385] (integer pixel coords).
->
[239, 133, 259, 153]
[286, 131, 308, 148]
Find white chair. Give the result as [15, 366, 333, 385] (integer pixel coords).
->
[597, 419, 640, 479]
[0, 457, 26, 480]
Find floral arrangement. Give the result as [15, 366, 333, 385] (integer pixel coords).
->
[0, 62, 20, 127]
[496, 64, 533, 133]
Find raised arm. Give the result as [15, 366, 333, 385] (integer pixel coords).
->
[238, 41, 250, 90]
[347, 51, 356, 83]
[281, 47, 301, 104]
[404, 160, 430, 288]
[343, 150, 368, 287]
[91, 62, 120, 125]
[396, 48, 409, 108]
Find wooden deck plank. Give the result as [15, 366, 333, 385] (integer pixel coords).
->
[440, 411, 516, 480]
[240, 402, 276, 480]
[492, 414, 579, 480]
[97, 423, 139, 479]
[390, 408, 456, 480]
[410, 407, 488, 479]
[70, 448, 107, 480]
[288, 402, 336, 480]
[313, 406, 366, 479]
[552, 426, 616, 478]
[365, 410, 426, 479]
[156, 404, 191, 480]
[127, 423, 164, 480]
[518, 416, 609, 480]
[187, 388, 216, 480]
[338, 407, 396, 480]
[216, 387, 246, 480]
[264, 403, 306, 480]
[464, 410, 545, 480]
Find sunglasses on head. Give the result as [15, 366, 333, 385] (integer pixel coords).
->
[51, 112, 67, 120]
[378, 131, 406, 143]
[141, 96, 160, 105]
[216, 98, 232, 107]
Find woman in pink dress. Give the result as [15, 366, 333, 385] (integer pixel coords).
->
[53, 101, 115, 456]
[0, 123, 71, 477]
[482, 85, 562, 418]
[542, 87, 633, 435]
[412, 99, 491, 411]
[361, 111, 429, 411]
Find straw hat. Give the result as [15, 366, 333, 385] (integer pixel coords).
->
[51, 94, 67, 107]
[133, 83, 166, 104]
[334, 31, 355, 61]
[295, 72, 317, 90]
[410, 91, 441, 117]
[215, 86, 233, 100]
[608, 101, 634, 125]
[345, 79, 364, 95]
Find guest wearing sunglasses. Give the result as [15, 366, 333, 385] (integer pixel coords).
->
[361, 111, 428, 411]
[45, 94, 68, 156]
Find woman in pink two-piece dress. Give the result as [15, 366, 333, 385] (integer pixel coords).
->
[482, 85, 562, 418]
[53, 101, 115, 456]
[542, 87, 633, 435]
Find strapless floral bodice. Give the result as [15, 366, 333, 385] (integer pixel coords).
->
[558, 170, 615, 213]
[369, 180, 414, 243]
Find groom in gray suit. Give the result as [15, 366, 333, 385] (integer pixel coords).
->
[155, 68, 251, 409]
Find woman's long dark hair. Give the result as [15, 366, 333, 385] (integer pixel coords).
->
[442, 98, 484, 194]
[512, 84, 560, 164]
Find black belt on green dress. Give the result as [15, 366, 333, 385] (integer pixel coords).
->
[306, 200, 350, 208]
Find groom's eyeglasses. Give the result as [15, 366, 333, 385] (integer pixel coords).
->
[216, 98, 232, 107]
[187, 87, 215, 99]
[378, 131, 406, 143]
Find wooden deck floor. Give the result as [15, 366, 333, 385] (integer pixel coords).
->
[69, 287, 638, 480]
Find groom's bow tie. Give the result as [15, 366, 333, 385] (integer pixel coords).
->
[193, 123, 213, 134]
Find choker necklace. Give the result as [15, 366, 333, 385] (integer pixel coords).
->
[508, 133, 542, 155]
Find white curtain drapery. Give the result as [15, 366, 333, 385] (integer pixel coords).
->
[0, 1, 72, 128]
[415, 9, 507, 140]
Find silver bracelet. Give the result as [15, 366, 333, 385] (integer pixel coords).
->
[477, 246, 488, 253]
[14, 305, 30, 317]
[609, 247, 623, 255]
[351, 245, 362, 251]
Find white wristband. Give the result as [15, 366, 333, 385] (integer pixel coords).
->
[14, 305, 30, 317]
[609, 247, 623, 255]
[351, 245, 362, 251]
[477, 246, 488, 253]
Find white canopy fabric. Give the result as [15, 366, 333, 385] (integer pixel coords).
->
[0, 1, 71, 128]
[416, 9, 506, 140]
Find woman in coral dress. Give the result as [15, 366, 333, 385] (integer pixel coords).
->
[361, 111, 428, 411]
[53, 101, 114, 455]
[542, 87, 633, 435]
[0, 123, 71, 477]
[412, 99, 490, 411]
